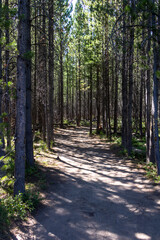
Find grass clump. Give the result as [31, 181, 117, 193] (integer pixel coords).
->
[143, 162, 160, 183]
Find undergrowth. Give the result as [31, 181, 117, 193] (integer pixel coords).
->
[142, 162, 160, 183]
[0, 151, 45, 234]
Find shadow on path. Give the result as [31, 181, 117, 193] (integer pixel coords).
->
[11, 127, 160, 240]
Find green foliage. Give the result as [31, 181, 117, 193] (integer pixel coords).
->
[131, 150, 146, 162]
[23, 191, 41, 211]
[23, 51, 34, 60]
[99, 130, 106, 139]
[34, 139, 47, 152]
[132, 137, 146, 151]
[92, 129, 97, 135]
[34, 131, 41, 142]
[119, 148, 128, 157]
[0, 176, 14, 194]
[63, 119, 70, 125]
[0, 193, 31, 221]
[26, 165, 47, 191]
[1, 156, 14, 177]
[144, 163, 160, 183]
[6, 40, 17, 52]
[111, 135, 121, 146]
[0, 163, 43, 232]
[156, 70, 160, 79]
[125, 5, 131, 13]
[80, 120, 90, 127]
[0, 191, 41, 229]
[0, 156, 15, 194]
[38, 140, 47, 151]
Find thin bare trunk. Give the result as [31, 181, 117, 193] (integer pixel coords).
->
[14, 0, 30, 195]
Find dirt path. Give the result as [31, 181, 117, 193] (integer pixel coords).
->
[11, 127, 160, 240]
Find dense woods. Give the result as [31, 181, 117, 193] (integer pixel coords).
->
[0, 0, 160, 196]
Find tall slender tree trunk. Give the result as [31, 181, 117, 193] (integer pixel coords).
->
[89, 65, 92, 135]
[139, 70, 144, 138]
[41, 0, 48, 140]
[105, 12, 111, 138]
[146, 18, 152, 163]
[114, 52, 118, 134]
[127, 0, 134, 155]
[66, 61, 69, 119]
[26, 0, 34, 166]
[5, 0, 10, 148]
[47, 0, 54, 148]
[0, 0, 4, 156]
[78, 40, 81, 125]
[139, 28, 145, 138]
[60, 31, 64, 128]
[76, 61, 79, 125]
[14, 0, 30, 195]
[122, 1, 127, 148]
[152, 3, 160, 174]
[83, 69, 86, 120]
[96, 65, 100, 134]
[33, 0, 37, 135]
[71, 70, 74, 120]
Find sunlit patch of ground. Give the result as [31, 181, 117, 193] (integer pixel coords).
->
[135, 232, 151, 240]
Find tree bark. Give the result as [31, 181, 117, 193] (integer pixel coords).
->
[146, 17, 152, 163]
[33, 0, 37, 136]
[26, 0, 34, 166]
[122, 1, 127, 148]
[127, 0, 134, 155]
[78, 39, 81, 125]
[60, 28, 64, 128]
[0, 0, 5, 156]
[47, 0, 54, 148]
[89, 65, 92, 135]
[5, 0, 10, 148]
[114, 52, 118, 134]
[152, 2, 160, 174]
[96, 65, 100, 134]
[14, 0, 30, 195]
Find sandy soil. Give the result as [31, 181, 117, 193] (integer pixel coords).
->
[10, 127, 160, 240]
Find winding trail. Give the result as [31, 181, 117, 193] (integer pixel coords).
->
[12, 127, 160, 240]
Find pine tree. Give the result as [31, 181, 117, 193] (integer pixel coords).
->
[14, 0, 31, 195]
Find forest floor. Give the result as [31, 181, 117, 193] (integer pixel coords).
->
[9, 127, 160, 240]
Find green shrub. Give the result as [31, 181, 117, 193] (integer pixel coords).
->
[0, 176, 14, 194]
[0, 193, 31, 221]
[144, 163, 160, 183]
[1, 156, 14, 177]
[23, 191, 41, 210]
[0, 156, 15, 194]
